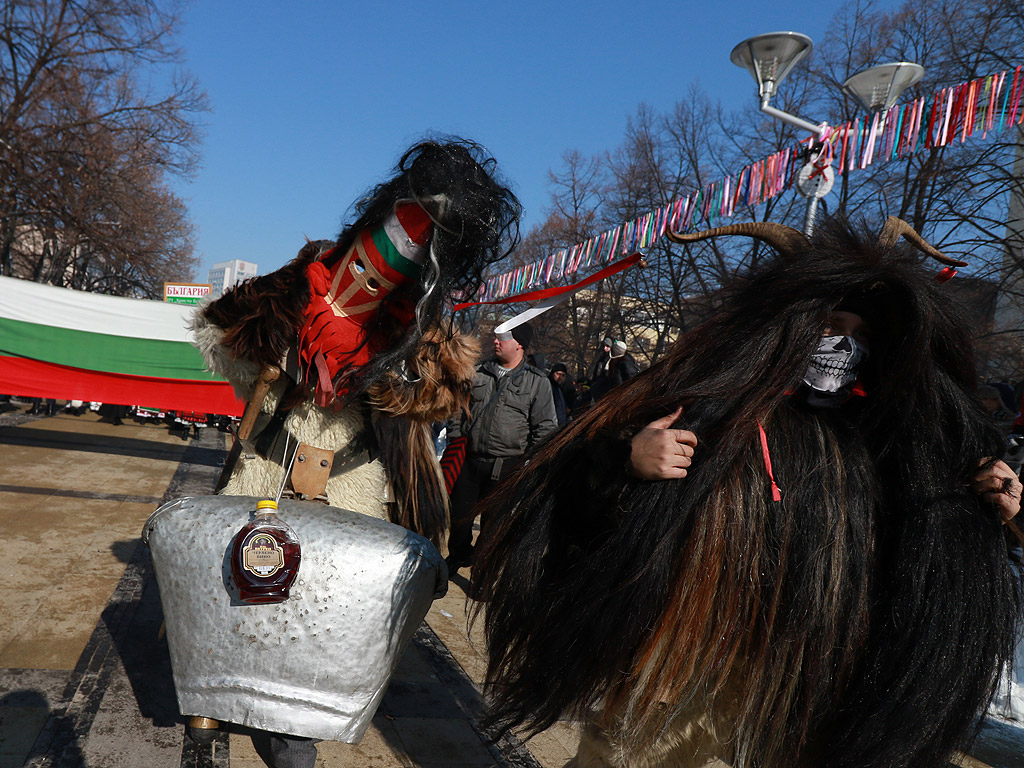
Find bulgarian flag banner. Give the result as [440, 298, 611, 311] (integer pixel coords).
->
[0, 276, 244, 415]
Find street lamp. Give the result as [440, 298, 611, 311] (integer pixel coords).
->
[731, 33, 924, 235]
[730, 32, 823, 137]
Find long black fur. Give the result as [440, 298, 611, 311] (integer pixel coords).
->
[473, 219, 1023, 768]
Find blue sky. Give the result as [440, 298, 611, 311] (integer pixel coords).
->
[173, 0, 897, 281]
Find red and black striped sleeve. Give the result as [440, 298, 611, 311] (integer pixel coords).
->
[439, 436, 467, 494]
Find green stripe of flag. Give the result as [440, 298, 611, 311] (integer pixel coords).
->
[0, 316, 221, 381]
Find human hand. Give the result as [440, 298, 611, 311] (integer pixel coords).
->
[972, 459, 1021, 524]
[628, 407, 698, 480]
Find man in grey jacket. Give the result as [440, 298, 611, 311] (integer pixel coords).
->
[444, 321, 557, 572]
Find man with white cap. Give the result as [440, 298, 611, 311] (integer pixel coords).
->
[443, 320, 556, 574]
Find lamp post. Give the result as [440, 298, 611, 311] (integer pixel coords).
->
[731, 32, 924, 236]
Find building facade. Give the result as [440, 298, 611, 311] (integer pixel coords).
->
[207, 259, 258, 297]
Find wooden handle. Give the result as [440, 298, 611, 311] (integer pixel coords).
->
[237, 365, 281, 441]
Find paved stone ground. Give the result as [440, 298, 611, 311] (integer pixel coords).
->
[0, 402, 1021, 768]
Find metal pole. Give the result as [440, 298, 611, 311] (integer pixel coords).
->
[803, 196, 818, 236]
[759, 98, 824, 137]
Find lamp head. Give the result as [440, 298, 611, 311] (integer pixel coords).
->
[842, 62, 925, 112]
[730, 31, 813, 101]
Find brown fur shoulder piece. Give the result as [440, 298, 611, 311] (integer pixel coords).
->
[368, 326, 480, 425]
[200, 240, 324, 374]
[368, 326, 479, 547]
[189, 306, 262, 401]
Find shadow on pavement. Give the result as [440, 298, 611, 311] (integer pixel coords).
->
[5, 689, 86, 768]
[110, 539, 141, 564]
[103, 562, 182, 729]
[0, 426, 223, 466]
[0, 484, 162, 505]
[449, 571, 473, 595]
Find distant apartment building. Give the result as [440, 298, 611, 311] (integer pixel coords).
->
[207, 259, 258, 297]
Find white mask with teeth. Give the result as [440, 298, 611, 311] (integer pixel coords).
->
[804, 335, 867, 396]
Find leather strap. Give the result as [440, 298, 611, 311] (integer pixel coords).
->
[290, 443, 334, 500]
[313, 350, 334, 407]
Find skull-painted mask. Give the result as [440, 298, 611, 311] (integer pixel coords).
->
[803, 335, 867, 396]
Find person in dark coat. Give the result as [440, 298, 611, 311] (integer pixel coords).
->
[548, 363, 569, 426]
[442, 321, 557, 573]
[591, 339, 638, 401]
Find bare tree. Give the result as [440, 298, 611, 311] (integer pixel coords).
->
[0, 0, 206, 296]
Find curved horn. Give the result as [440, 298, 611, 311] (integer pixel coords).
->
[878, 217, 967, 266]
[665, 222, 811, 256]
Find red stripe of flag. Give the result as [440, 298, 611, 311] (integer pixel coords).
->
[0, 355, 245, 415]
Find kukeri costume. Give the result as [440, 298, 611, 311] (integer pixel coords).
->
[473, 218, 1023, 768]
[143, 141, 520, 758]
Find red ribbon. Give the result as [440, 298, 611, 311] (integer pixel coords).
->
[454, 252, 645, 311]
[757, 420, 782, 502]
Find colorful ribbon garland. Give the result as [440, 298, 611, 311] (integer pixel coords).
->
[473, 64, 1024, 303]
